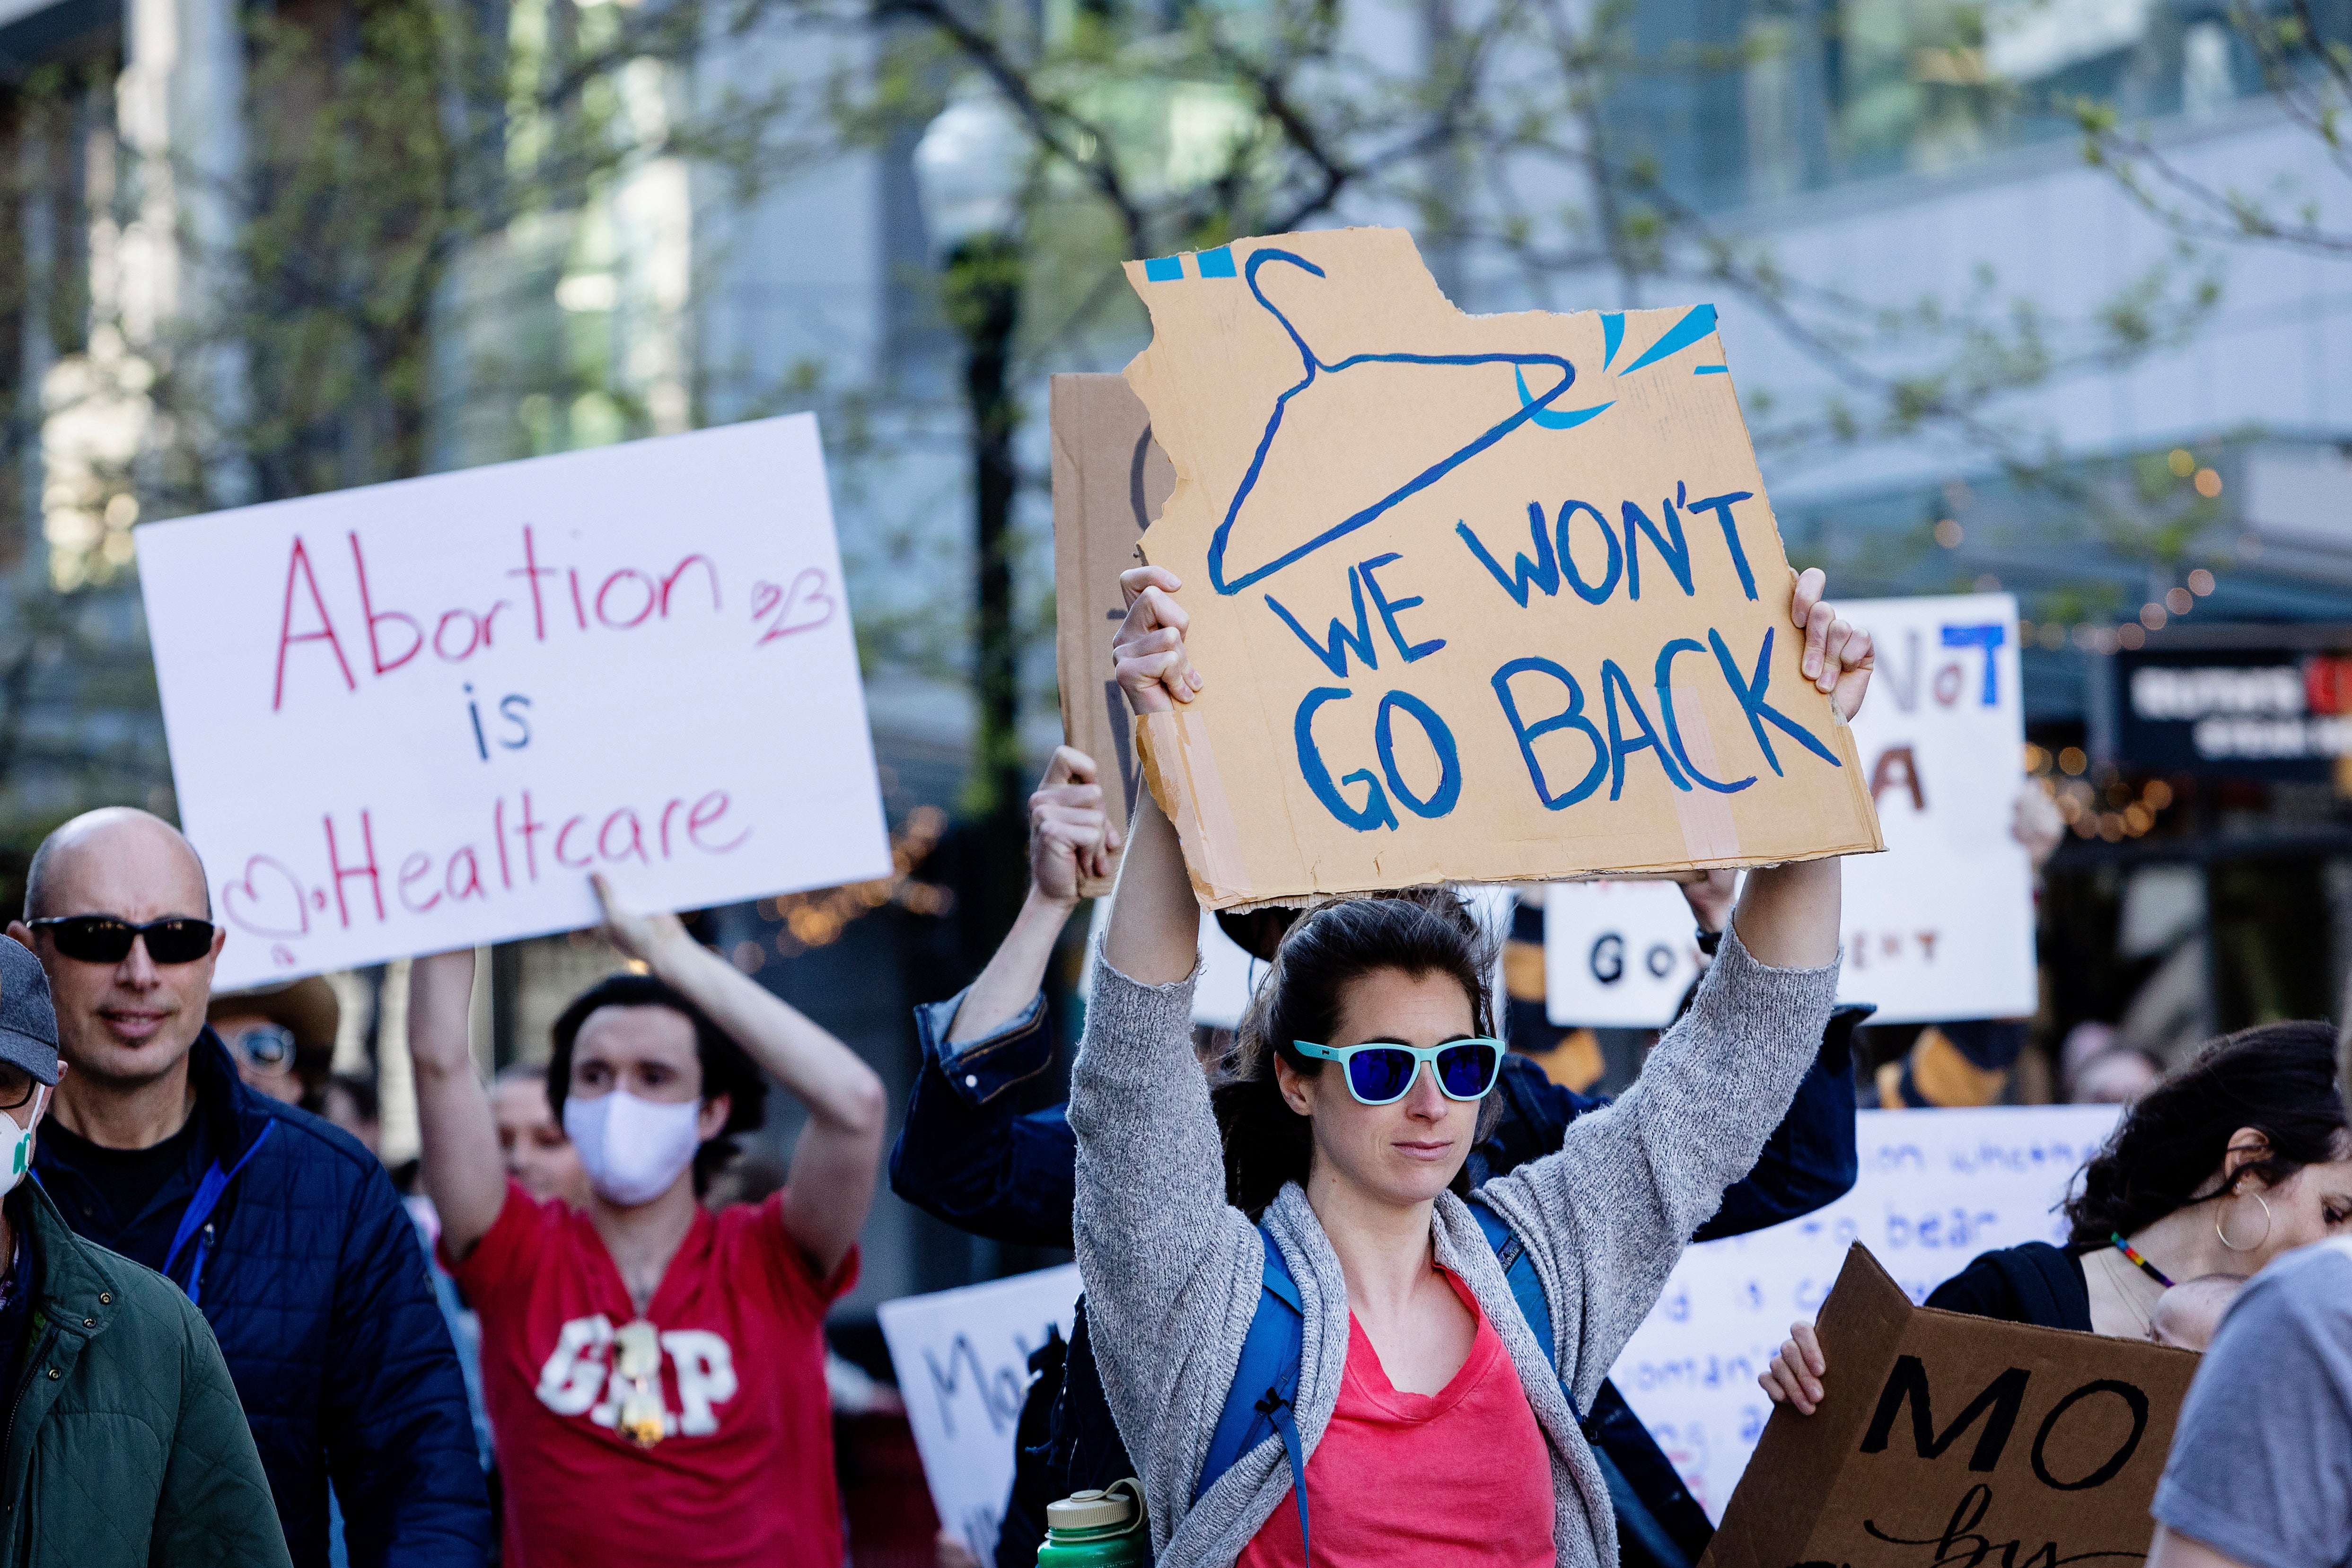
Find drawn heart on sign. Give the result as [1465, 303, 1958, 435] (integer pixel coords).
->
[220, 856, 312, 940]
[752, 568, 836, 646]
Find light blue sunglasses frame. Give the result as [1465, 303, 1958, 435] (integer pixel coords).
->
[1289, 1037, 1508, 1106]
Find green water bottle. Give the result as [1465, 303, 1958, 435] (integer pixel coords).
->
[1034, 1478, 1151, 1568]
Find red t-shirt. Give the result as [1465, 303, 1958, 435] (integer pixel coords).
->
[1237, 1270, 1554, 1567]
[447, 1182, 858, 1568]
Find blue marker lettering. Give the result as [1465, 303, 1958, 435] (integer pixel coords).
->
[1374, 692, 1461, 816]
[1358, 553, 1445, 663]
[1294, 687, 1397, 831]
[1622, 491, 1695, 599]
[1707, 626, 1842, 776]
[1685, 488, 1758, 601]
[1456, 507, 1559, 607]
[1940, 622, 2006, 705]
[1556, 500, 1623, 605]
[1491, 658, 1607, 810]
[1601, 659, 1691, 798]
[1266, 568, 1380, 679]
[1654, 639, 1754, 794]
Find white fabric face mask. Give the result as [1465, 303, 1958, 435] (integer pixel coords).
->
[0, 1086, 44, 1199]
[562, 1089, 702, 1207]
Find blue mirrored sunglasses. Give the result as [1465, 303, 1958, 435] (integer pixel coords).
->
[1290, 1037, 1505, 1106]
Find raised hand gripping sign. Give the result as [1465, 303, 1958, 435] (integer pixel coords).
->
[1121, 228, 1882, 906]
[137, 414, 890, 989]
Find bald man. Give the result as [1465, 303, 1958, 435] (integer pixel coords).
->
[11, 808, 491, 1568]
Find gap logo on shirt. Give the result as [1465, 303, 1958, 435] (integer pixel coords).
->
[535, 1314, 740, 1438]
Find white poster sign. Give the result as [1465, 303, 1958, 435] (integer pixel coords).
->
[137, 416, 890, 989]
[878, 1263, 1082, 1560]
[1542, 594, 2031, 1028]
[1544, 880, 1704, 1027]
[1609, 1104, 2121, 1522]
[1836, 592, 2034, 1024]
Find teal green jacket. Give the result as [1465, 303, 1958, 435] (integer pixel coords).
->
[0, 1180, 290, 1567]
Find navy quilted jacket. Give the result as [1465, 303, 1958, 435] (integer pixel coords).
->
[33, 1032, 491, 1567]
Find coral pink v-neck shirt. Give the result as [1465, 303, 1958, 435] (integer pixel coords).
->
[1236, 1269, 1555, 1566]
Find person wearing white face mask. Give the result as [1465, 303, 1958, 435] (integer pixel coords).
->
[406, 875, 887, 1568]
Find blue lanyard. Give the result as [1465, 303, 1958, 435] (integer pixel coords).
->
[160, 1121, 274, 1306]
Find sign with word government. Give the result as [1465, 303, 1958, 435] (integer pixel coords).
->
[137, 415, 890, 989]
[1119, 226, 1881, 908]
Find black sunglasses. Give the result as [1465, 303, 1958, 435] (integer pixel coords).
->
[28, 915, 217, 966]
[0, 1062, 35, 1112]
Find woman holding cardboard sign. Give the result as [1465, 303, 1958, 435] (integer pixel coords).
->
[1073, 563, 1874, 1568]
[1759, 1023, 2352, 1412]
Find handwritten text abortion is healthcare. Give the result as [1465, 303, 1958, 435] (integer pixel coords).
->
[138, 414, 890, 988]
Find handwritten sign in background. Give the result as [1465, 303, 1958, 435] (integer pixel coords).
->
[1545, 592, 2032, 1028]
[137, 414, 890, 989]
[1610, 1104, 2121, 1522]
[878, 1263, 1081, 1562]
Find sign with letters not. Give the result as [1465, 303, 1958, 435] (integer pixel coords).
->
[1051, 374, 1176, 898]
[1697, 1243, 2195, 1568]
[1837, 593, 2033, 1024]
[1611, 1104, 2124, 1522]
[1545, 593, 2032, 1026]
[1119, 226, 1882, 909]
[136, 414, 891, 990]
[878, 1264, 1081, 1563]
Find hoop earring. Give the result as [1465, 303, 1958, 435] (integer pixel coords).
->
[2216, 1190, 2274, 1253]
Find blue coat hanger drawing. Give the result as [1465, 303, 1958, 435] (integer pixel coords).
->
[1185, 246, 1719, 597]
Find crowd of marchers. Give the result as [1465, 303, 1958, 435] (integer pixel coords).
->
[0, 566, 2337, 1568]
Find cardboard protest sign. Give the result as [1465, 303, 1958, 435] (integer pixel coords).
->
[1612, 1104, 2123, 1520]
[1838, 593, 2034, 1024]
[1699, 1242, 2194, 1568]
[1050, 374, 1176, 897]
[878, 1263, 1081, 1562]
[1545, 879, 1708, 1026]
[137, 414, 891, 990]
[1120, 228, 1882, 908]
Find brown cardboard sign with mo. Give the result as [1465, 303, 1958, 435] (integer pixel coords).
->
[1701, 1244, 2198, 1568]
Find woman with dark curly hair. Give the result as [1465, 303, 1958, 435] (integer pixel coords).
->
[1759, 1021, 2352, 1414]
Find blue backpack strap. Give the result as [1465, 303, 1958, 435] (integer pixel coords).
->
[1474, 1198, 1702, 1568]
[1196, 1228, 1313, 1555]
[1470, 1196, 1582, 1425]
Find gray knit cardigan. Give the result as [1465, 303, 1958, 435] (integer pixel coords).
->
[1068, 922, 1839, 1568]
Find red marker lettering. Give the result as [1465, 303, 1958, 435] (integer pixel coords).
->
[323, 811, 385, 927]
[508, 527, 554, 641]
[446, 847, 488, 902]
[273, 536, 355, 711]
[687, 791, 749, 853]
[350, 534, 422, 676]
[554, 816, 593, 868]
[660, 555, 721, 615]
[433, 609, 482, 662]
[517, 791, 548, 882]
[598, 809, 649, 865]
[397, 852, 441, 914]
[492, 798, 513, 890]
[596, 569, 657, 629]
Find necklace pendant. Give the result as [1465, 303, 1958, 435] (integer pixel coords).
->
[619, 1385, 667, 1448]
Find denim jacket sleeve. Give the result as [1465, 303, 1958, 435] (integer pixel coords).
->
[887, 985, 1081, 1251]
